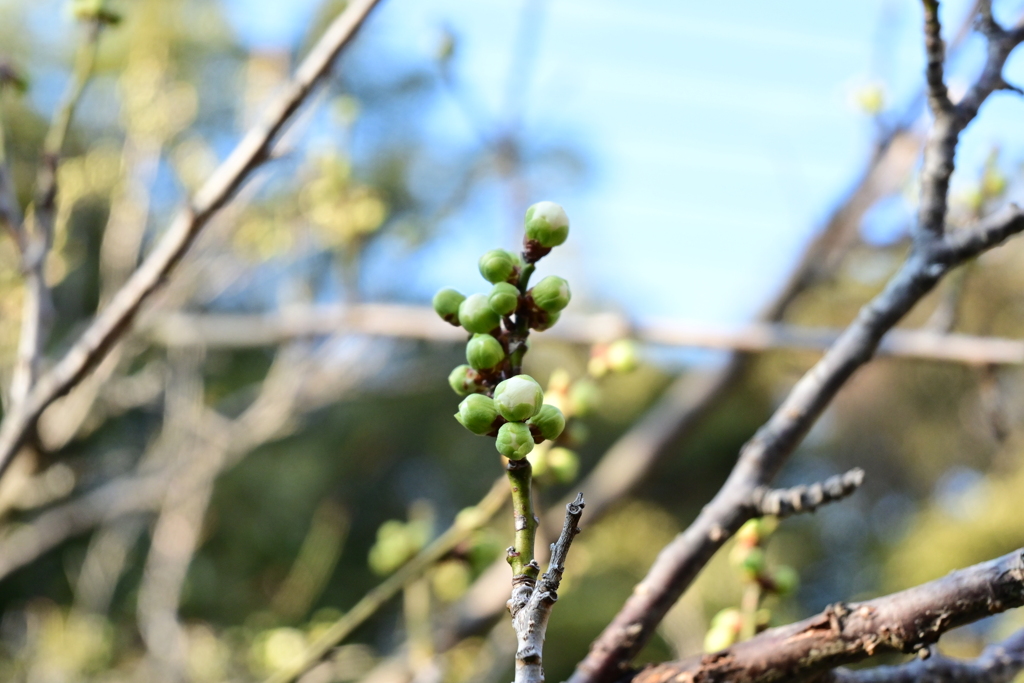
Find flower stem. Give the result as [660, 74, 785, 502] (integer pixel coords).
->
[506, 458, 538, 581]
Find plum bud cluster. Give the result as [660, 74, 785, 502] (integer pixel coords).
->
[433, 201, 572, 460]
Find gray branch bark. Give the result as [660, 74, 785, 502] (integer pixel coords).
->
[509, 494, 584, 683]
[751, 468, 864, 518]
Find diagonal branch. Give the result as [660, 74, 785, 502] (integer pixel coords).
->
[922, 1, 952, 116]
[822, 627, 1024, 682]
[631, 548, 1024, 683]
[566, 11, 1024, 682]
[0, 0, 383, 481]
[10, 19, 104, 407]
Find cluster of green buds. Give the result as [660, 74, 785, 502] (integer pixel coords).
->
[435, 202, 573, 461]
[704, 517, 799, 653]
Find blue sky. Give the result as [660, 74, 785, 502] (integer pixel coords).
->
[353, 0, 1024, 325]
[147, 0, 1024, 325]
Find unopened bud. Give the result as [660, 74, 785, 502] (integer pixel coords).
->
[496, 421, 534, 460]
[466, 334, 505, 370]
[771, 566, 799, 596]
[527, 404, 565, 442]
[524, 201, 569, 248]
[479, 249, 518, 284]
[455, 394, 500, 435]
[488, 282, 520, 317]
[458, 293, 500, 333]
[607, 339, 639, 373]
[433, 288, 466, 326]
[546, 447, 579, 483]
[493, 375, 544, 422]
[448, 364, 486, 396]
[529, 276, 571, 313]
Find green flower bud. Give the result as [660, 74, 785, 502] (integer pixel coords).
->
[703, 624, 738, 654]
[530, 309, 560, 331]
[455, 394, 500, 435]
[478, 249, 518, 284]
[734, 546, 766, 579]
[496, 422, 534, 460]
[527, 404, 565, 441]
[458, 293, 500, 333]
[529, 276, 571, 313]
[433, 288, 466, 326]
[488, 282, 520, 317]
[569, 379, 599, 416]
[448, 365, 486, 396]
[524, 201, 569, 247]
[771, 566, 799, 596]
[546, 447, 579, 483]
[607, 339, 639, 373]
[493, 375, 544, 422]
[466, 334, 505, 370]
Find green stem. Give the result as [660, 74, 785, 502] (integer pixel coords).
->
[263, 477, 509, 683]
[506, 458, 538, 581]
[739, 580, 761, 641]
[508, 261, 536, 374]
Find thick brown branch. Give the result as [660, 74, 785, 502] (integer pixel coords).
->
[823, 627, 1024, 682]
[0, 0, 383, 480]
[750, 468, 864, 518]
[631, 549, 1024, 683]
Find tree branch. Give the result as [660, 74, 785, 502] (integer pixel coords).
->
[10, 19, 104, 407]
[822, 627, 1024, 682]
[750, 468, 864, 519]
[631, 548, 1024, 683]
[922, 1, 952, 116]
[566, 11, 1024, 681]
[0, 0, 383, 480]
[510, 493, 585, 683]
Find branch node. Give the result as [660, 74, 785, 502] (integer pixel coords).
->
[751, 468, 865, 518]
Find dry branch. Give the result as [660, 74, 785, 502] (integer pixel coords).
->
[823, 627, 1024, 682]
[631, 549, 1024, 683]
[750, 468, 864, 518]
[0, 0, 383, 480]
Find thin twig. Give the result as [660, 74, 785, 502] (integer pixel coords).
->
[510, 493, 585, 683]
[630, 548, 1024, 683]
[153, 305, 1024, 366]
[0, 0, 384, 481]
[750, 468, 864, 518]
[9, 20, 104, 407]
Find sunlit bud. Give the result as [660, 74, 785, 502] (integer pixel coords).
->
[569, 379, 599, 416]
[488, 282, 520, 317]
[529, 276, 571, 313]
[530, 309, 560, 331]
[736, 517, 776, 546]
[524, 201, 569, 248]
[732, 546, 766, 579]
[528, 447, 549, 478]
[466, 334, 505, 370]
[851, 83, 884, 116]
[527, 404, 566, 442]
[459, 293, 500, 333]
[546, 447, 579, 483]
[432, 559, 471, 602]
[704, 609, 742, 653]
[70, 0, 122, 24]
[448, 364, 486, 396]
[455, 394, 500, 435]
[433, 288, 466, 326]
[607, 339, 639, 373]
[479, 249, 518, 284]
[496, 422, 534, 460]
[493, 375, 544, 422]
[771, 565, 799, 596]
